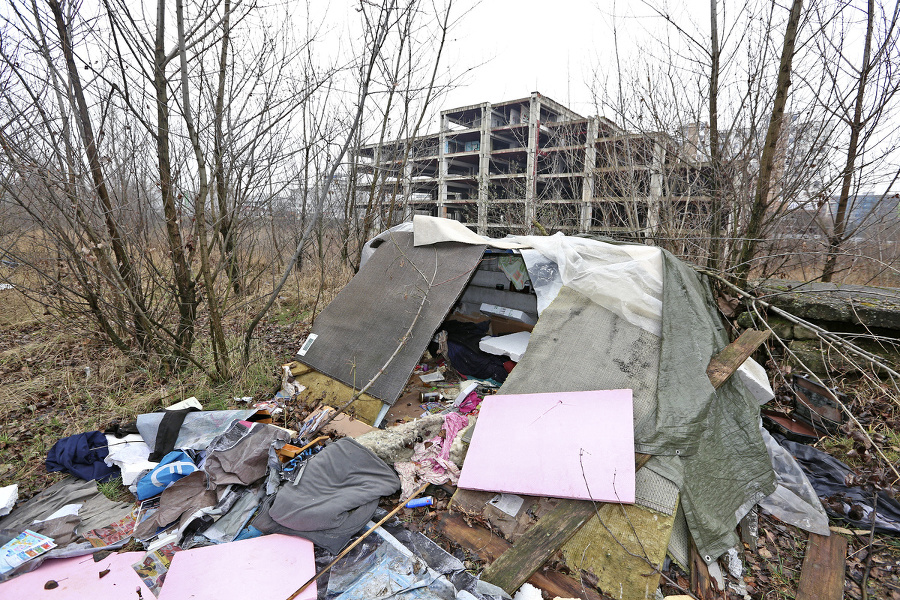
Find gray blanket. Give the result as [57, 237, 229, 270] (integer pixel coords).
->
[253, 438, 401, 553]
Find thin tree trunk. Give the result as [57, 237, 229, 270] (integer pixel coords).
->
[213, 0, 241, 295]
[706, 0, 722, 270]
[176, 0, 229, 379]
[154, 0, 197, 360]
[822, 0, 875, 283]
[734, 0, 804, 287]
[48, 0, 151, 350]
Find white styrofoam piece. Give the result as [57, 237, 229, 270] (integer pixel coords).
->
[0, 484, 17, 517]
[737, 357, 774, 404]
[451, 382, 479, 408]
[419, 371, 445, 383]
[513, 583, 544, 600]
[479, 331, 531, 362]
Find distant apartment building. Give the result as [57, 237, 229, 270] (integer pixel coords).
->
[355, 92, 714, 239]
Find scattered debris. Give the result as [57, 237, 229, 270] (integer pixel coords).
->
[1, 216, 898, 600]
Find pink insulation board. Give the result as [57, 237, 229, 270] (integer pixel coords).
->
[158, 534, 316, 600]
[0, 552, 152, 599]
[457, 389, 636, 502]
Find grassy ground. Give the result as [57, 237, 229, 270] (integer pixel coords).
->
[0, 263, 343, 500]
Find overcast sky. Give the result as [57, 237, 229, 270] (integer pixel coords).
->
[438, 0, 610, 116]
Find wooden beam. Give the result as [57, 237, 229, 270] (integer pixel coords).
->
[706, 329, 770, 389]
[480, 500, 597, 593]
[689, 541, 723, 599]
[796, 533, 847, 600]
[435, 513, 610, 600]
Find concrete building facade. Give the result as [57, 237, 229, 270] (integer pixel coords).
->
[356, 92, 711, 238]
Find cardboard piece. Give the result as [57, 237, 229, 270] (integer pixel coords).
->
[458, 390, 635, 502]
[479, 331, 531, 362]
[489, 316, 534, 336]
[303, 406, 377, 438]
[0, 552, 152, 598]
[157, 533, 316, 600]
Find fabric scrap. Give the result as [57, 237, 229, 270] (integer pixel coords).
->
[395, 413, 468, 500]
[45, 431, 118, 482]
[203, 422, 291, 489]
[253, 438, 400, 554]
[134, 472, 217, 541]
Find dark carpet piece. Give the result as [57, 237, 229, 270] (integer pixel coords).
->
[296, 231, 484, 404]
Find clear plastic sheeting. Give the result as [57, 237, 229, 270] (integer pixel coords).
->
[136, 410, 256, 452]
[519, 250, 561, 316]
[412, 215, 664, 335]
[326, 524, 502, 600]
[508, 234, 663, 336]
[757, 427, 830, 535]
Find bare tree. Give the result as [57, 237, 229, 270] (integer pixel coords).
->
[733, 0, 805, 287]
[819, 0, 900, 282]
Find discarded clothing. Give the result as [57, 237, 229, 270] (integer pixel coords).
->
[395, 413, 468, 500]
[134, 471, 217, 541]
[148, 407, 199, 461]
[135, 450, 198, 501]
[0, 476, 133, 535]
[457, 391, 481, 414]
[45, 431, 118, 482]
[440, 321, 509, 382]
[773, 432, 900, 534]
[253, 438, 401, 554]
[135, 410, 255, 454]
[203, 422, 291, 489]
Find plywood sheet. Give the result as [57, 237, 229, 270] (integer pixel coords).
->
[458, 390, 635, 502]
[157, 534, 316, 600]
[0, 552, 152, 599]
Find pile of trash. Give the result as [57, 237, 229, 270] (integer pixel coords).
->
[2, 215, 899, 600]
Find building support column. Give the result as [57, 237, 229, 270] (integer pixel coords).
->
[438, 114, 448, 219]
[478, 103, 491, 235]
[581, 117, 599, 233]
[525, 93, 541, 233]
[647, 137, 665, 241]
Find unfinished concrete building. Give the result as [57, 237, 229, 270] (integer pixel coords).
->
[355, 92, 714, 239]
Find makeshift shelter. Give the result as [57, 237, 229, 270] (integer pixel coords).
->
[5, 215, 838, 600]
[293, 215, 779, 592]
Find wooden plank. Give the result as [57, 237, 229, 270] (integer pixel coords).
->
[796, 532, 847, 600]
[480, 499, 597, 594]
[706, 329, 770, 389]
[471, 329, 770, 596]
[689, 540, 723, 599]
[434, 513, 610, 600]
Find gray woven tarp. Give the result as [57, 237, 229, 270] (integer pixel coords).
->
[493, 249, 775, 562]
[297, 231, 485, 405]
